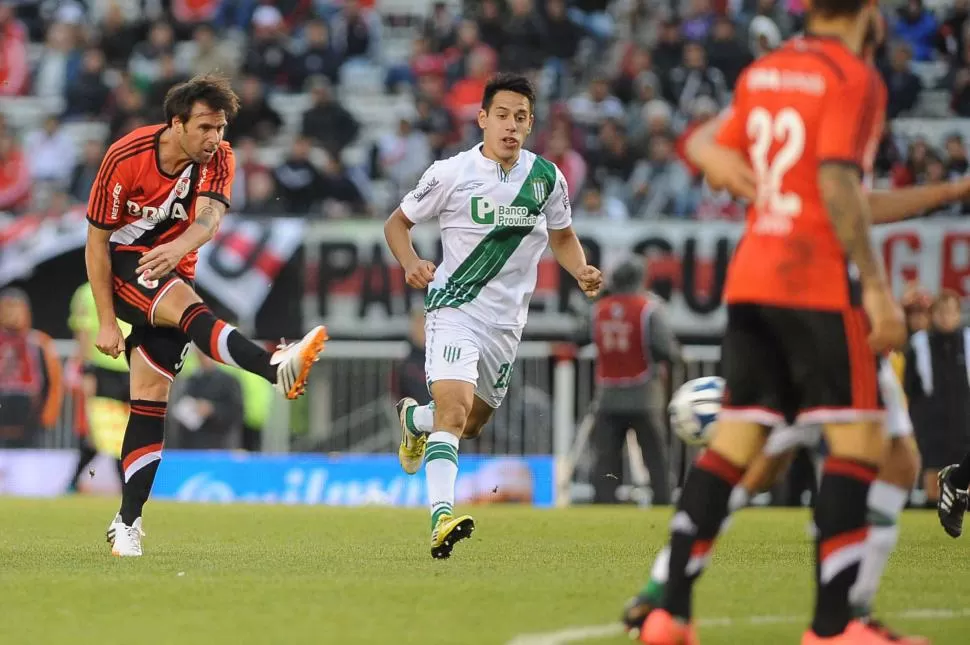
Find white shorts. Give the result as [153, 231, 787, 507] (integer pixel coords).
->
[424, 307, 521, 409]
[762, 358, 913, 457]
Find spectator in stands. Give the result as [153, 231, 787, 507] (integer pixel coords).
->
[394, 308, 429, 405]
[301, 75, 359, 155]
[543, 128, 586, 201]
[535, 102, 585, 155]
[129, 21, 177, 92]
[446, 46, 495, 125]
[69, 139, 105, 204]
[612, 45, 658, 106]
[24, 115, 75, 186]
[242, 169, 287, 215]
[945, 133, 970, 176]
[64, 47, 111, 119]
[414, 95, 456, 160]
[182, 23, 239, 81]
[874, 127, 903, 177]
[629, 132, 694, 219]
[749, 15, 782, 59]
[231, 75, 283, 143]
[377, 117, 431, 203]
[568, 0, 614, 44]
[707, 14, 751, 87]
[540, 0, 583, 99]
[244, 5, 295, 90]
[0, 2, 29, 96]
[681, 0, 716, 42]
[476, 0, 505, 54]
[331, 0, 378, 62]
[666, 40, 729, 114]
[33, 20, 81, 99]
[385, 35, 443, 94]
[568, 76, 625, 150]
[500, 0, 543, 74]
[892, 137, 932, 187]
[631, 99, 673, 152]
[952, 63, 970, 116]
[291, 19, 343, 90]
[882, 41, 922, 118]
[573, 180, 629, 220]
[167, 346, 244, 450]
[231, 135, 269, 210]
[893, 0, 939, 62]
[274, 136, 325, 213]
[424, 1, 458, 53]
[171, 0, 223, 39]
[145, 54, 189, 120]
[445, 20, 492, 87]
[651, 17, 684, 79]
[320, 155, 369, 218]
[940, 0, 970, 64]
[107, 78, 148, 141]
[924, 154, 961, 216]
[0, 288, 62, 448]
[95, 5, 140, 71]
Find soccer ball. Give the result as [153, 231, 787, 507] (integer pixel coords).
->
[668, 376, 725, 446]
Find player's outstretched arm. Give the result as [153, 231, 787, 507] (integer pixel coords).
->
[548, 227, 602, 298]
[685, 114, 756, 201]
[85, 224, 125, 358]
[136, 196, 226, 280]
[868, 177, 970, 224]
[384, 208, 435, 289]
[819, 163, 905, 351]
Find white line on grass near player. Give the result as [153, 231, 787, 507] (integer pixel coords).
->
[506, 608, 970, 645]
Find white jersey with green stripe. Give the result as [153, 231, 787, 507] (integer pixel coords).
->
[399, 144, 572, 330]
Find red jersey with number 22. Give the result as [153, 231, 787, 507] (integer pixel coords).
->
[86, 124, 235, 279]
[715, 35, 887, 311]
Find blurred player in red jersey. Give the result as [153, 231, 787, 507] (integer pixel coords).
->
[625, 0, 918, 643]
[85, 75, 327, 557]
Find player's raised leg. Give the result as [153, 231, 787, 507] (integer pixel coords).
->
[151, 281, 326, 399]
[107, 346, 170, 557]
[938, 452, 970, 538]
[427, 379, 475, 559]
[397, 398, 433, 474]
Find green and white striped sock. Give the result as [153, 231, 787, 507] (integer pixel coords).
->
[405, 402, 435, 437]
[426, 431, 459, 529]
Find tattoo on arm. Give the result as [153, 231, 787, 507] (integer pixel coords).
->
[195, 201, 224, 236]
[818, 165, 885, 287]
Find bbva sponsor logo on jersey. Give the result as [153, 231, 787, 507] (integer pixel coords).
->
[127, 200, 189, 224]
[470, 196, 537, 226]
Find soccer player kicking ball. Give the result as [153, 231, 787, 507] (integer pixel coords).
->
[384, 73, 602, 559]
[86, 75, 327, 557]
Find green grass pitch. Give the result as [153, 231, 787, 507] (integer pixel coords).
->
[1, 498, 968, 645]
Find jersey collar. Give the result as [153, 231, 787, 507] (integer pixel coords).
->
[476, 142, 520, 183]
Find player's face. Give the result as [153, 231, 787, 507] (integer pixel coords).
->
[479, 91, 533, 162]
[176, 103, 228, 164]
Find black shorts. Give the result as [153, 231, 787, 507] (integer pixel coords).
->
[720, 303, 883, 427]
[83, 365, 130, 402]
[111, 246, 191, 382]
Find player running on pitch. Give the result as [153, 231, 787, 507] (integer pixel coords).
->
[384, 73, 602, 559]
[86, 75, 327, 557]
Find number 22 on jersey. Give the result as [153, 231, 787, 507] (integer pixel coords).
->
[747, 107, 805, 235]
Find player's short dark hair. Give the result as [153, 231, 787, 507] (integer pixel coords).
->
[810, 0, 868, 18]
[164, 74, 240, 126]
[482, 73, 536, 113]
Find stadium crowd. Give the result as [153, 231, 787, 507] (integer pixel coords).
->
[0, 0, 969, 222]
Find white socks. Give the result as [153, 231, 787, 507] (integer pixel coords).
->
[848, 480, 908, 613]
[405, 403, 435, 436]
[425, 431, 459, 529]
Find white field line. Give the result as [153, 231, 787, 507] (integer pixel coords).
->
[506, 608, 970, 645]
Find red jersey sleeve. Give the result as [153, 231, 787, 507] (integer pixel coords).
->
[198, 144, 235, 208]
[86, 144, 133, 230]
[817, 67, 886, 172]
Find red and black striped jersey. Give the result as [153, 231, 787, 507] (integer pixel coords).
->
[86, 124, 235, 279]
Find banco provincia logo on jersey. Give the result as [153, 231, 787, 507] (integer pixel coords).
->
[470, 196, 538, 226]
